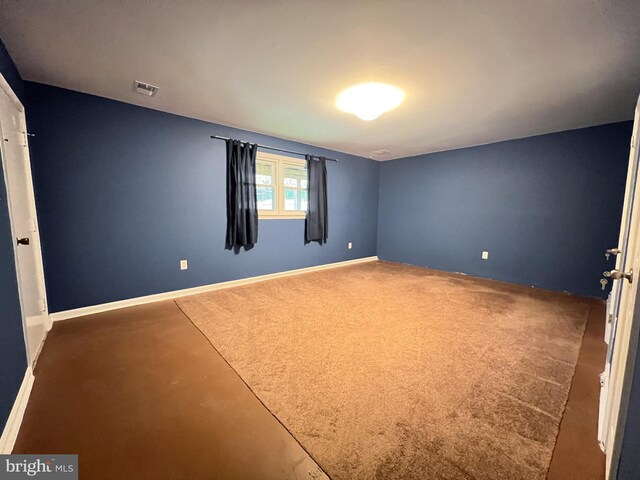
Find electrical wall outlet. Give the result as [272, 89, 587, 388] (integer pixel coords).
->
[482, 251, 489, 260]
[348, 242, 353, 249]
[180, 259, 188, 270]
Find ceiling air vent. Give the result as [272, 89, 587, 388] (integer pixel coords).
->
[133, 80, 159, 97]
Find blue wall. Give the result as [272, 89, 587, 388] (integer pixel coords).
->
[0, 38, 28, 436]
[377, 122, 632, 298]
[24, 82, 379, 312]
[24, 80, 633, 306]
[0, 40, 24, 103]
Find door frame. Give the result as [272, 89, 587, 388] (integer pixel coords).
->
[0, 72, 50, 365]
[604, 95, 640, 479]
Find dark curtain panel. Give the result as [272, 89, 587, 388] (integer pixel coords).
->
[305, 156, 328, 244]
[226, 139, 258, 249]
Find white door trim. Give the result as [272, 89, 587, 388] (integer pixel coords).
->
[0, 74, 32, 363]
[50, 256, 379, 321]
[0, 366, 34, 454]
[0, 72, 51, 366]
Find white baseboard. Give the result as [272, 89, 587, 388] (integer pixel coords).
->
[50, 256, 379, 322]
[0, 366, 34, 454]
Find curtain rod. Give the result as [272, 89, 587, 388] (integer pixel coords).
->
[210, 135, 339, 163]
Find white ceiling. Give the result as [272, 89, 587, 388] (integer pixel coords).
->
[1, 0, 639, 160]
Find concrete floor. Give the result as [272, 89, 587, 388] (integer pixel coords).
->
[13, 297, 606, 479]
[547, 299, 607, 480]
[14, 301, 327, 480]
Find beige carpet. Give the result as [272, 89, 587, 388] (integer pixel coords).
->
[176, 260, 593, 480]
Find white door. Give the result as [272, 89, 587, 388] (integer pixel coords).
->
[0, 75, 49, 365]
[599, 94, 640, 479]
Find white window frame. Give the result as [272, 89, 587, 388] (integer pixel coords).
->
[256, 152, 308, 220]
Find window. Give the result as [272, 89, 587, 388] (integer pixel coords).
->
[256, 152, 308, 219]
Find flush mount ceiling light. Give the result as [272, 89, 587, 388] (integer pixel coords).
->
[336, 82, 405, 121]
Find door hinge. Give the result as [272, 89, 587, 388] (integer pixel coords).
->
[20, 132, 35, 146]
[600, 371, 608, 388]
[40, 298, 47, 312]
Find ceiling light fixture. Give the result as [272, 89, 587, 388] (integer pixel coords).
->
[336, 82, 405, 121]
